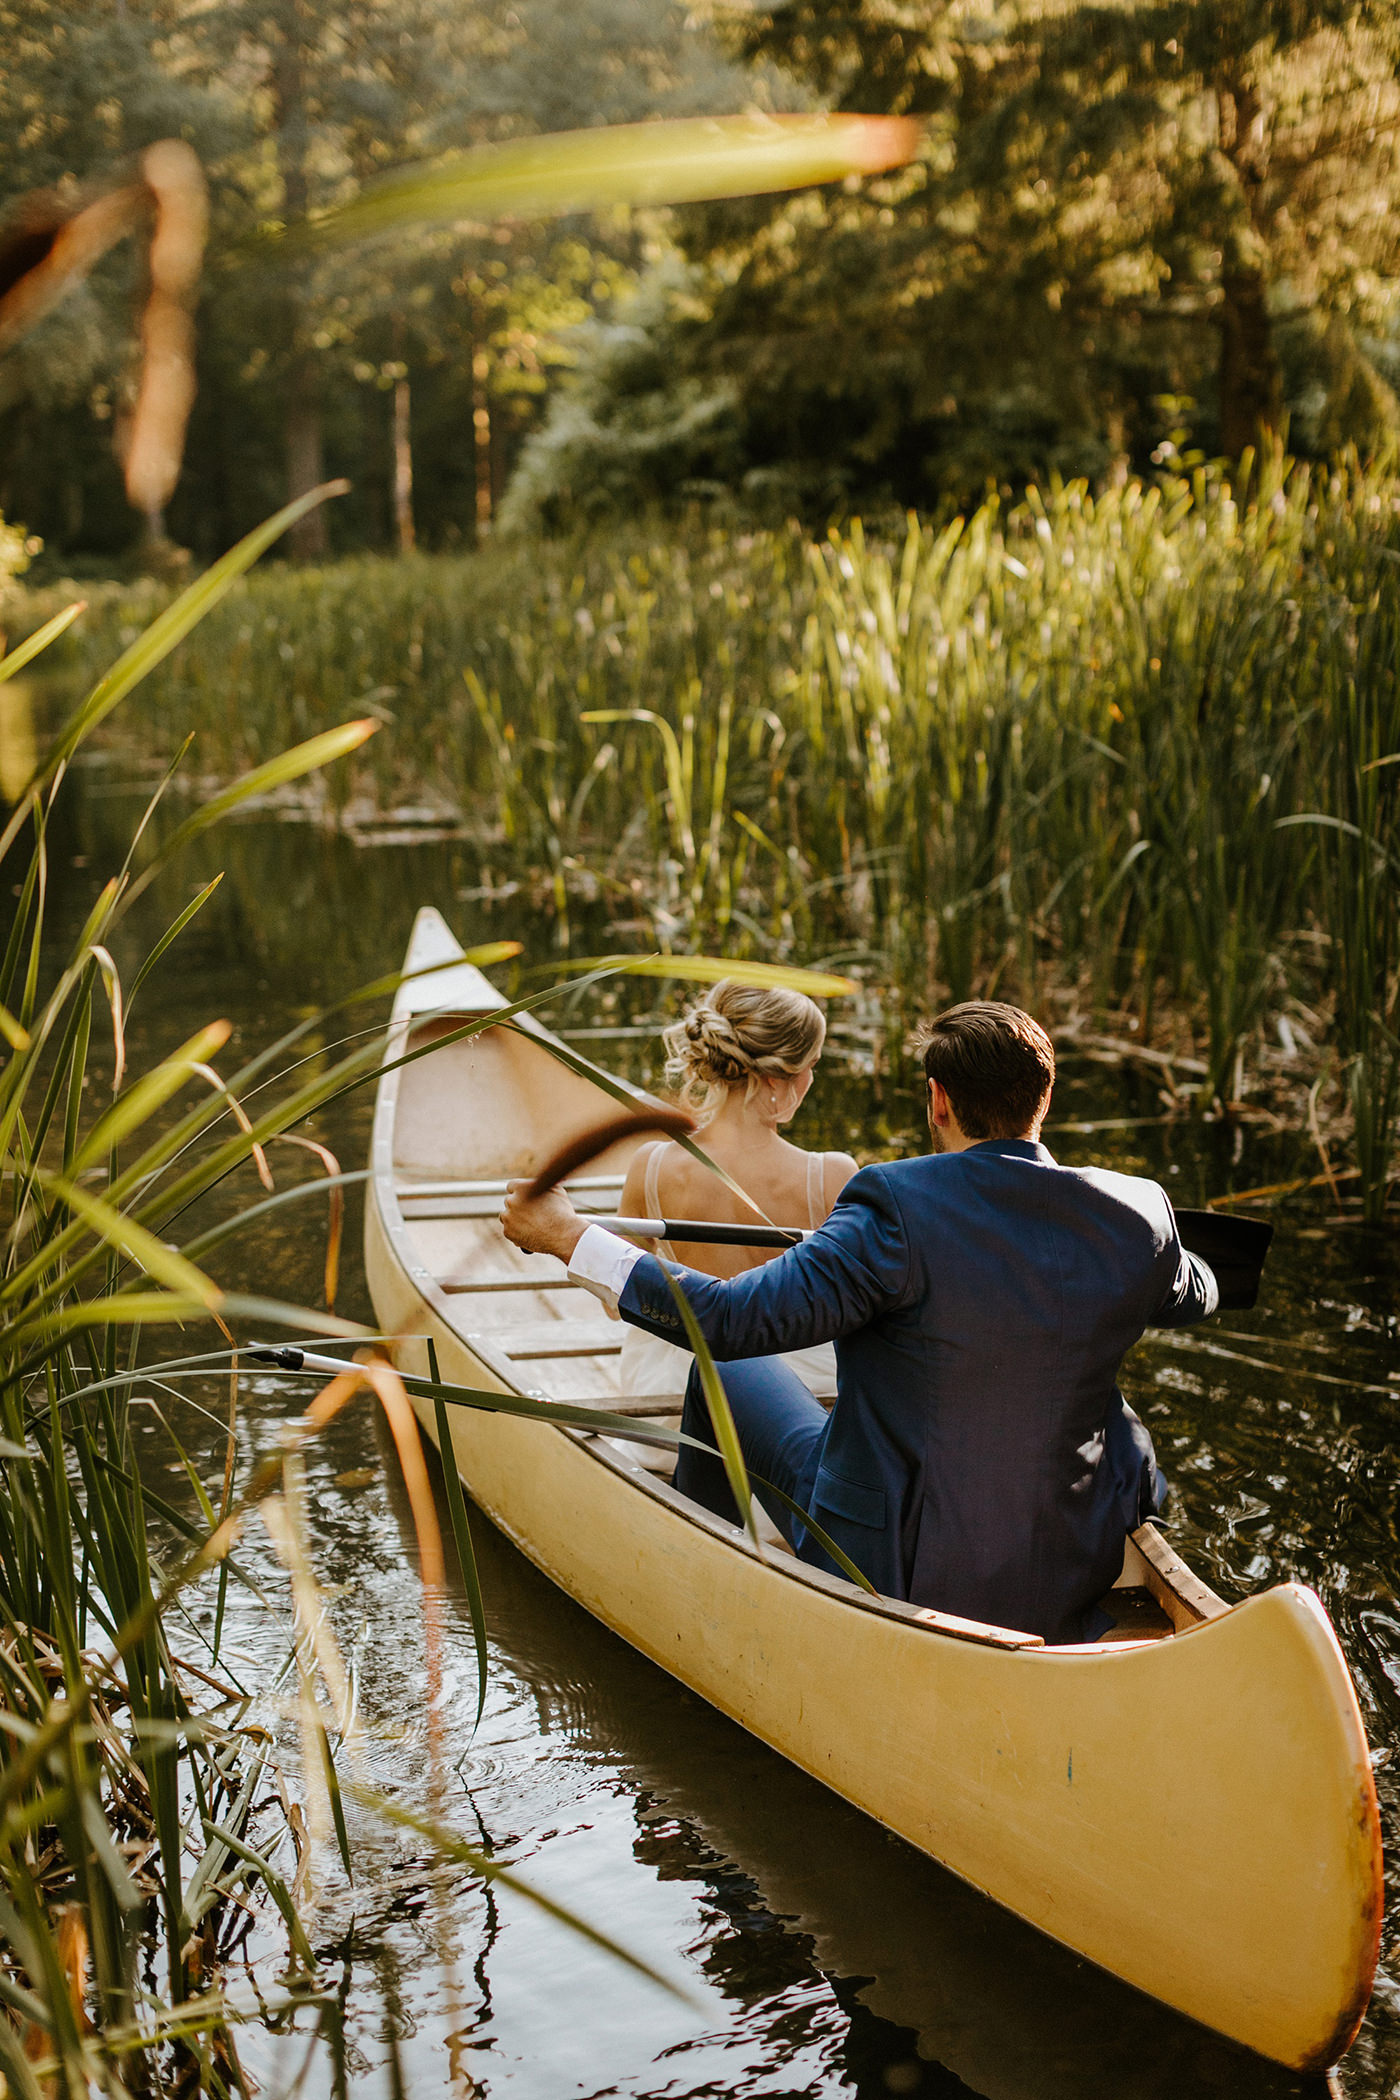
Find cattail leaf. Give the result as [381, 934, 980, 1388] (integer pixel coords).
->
[36, 1175, 222, 1306]
[0, 485, 349, 861]
[0, 601, 85, 685]
[293, 114, 921, 250]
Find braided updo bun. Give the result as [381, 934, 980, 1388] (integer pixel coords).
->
[662, 980, 826, 1118]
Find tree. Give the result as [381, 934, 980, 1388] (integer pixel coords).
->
[0, 0, 229, 554]
[518, 0, 1400, 515]
[197, 0, 466, 556]
[910, 0, 1400, 458]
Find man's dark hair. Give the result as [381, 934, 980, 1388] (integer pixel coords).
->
[917, 1002, 1055, 1140]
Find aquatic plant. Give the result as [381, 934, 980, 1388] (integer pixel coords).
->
[0, 489, 410, 2095]
[30, 452, 1400, 1205]
[0, 501, 870, 2090]
[0, 505, 648, 2094]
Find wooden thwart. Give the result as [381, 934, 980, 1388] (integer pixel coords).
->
[438, 1273, 577, 1294]
[398, 1173, 624, 1199]
[580, 1394, 684, 1417]
[478, 1319, 624, 1361]
[400, 1193, 620, 1219]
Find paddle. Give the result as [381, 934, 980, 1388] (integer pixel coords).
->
[592, 1207, 1274, 1306]
[604, 1215, 805, 1249]
[518, 1115, 1275, 1309]
[1171, 1208, 1274, 1311]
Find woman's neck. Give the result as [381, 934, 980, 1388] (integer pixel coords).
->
[700, 1088, 782, 1150]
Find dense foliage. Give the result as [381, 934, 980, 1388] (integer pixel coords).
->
[11, 2, 1400, 554]
[510, 0, 1400, 522]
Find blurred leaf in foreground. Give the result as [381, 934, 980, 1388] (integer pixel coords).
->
[288, 114, 922, 249]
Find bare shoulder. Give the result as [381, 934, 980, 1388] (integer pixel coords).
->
[654, 1137, 713, 1210]
[822, 1150, 861, 1210]
[619, 1138, 661, 1214]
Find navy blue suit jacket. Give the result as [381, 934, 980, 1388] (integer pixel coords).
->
[618, 1138, 1218, 1644]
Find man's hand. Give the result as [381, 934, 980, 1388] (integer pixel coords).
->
[500, 1181, 587, 1264]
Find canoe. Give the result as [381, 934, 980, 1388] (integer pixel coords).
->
[364, 907, 1383, 2073]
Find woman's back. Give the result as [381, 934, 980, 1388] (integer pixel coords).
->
[616, 977, 856, 1401]
[623, 1131, 853, 1278]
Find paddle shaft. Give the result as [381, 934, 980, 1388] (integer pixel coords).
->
[597, 1207, 1271, 1307]
[603, 1214, 806, 1248]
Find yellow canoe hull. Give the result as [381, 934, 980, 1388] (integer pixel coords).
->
[364, 908, 1382, 2072]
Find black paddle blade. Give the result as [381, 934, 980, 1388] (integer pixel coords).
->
[1174, 1208, 1274, 1311]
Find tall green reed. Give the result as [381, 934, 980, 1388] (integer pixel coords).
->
[0, 486, 396, 2095]
[3, 505, 861, 2091]
[32, 453, 1400, 1199]
[1278, 478, 1400, 1222]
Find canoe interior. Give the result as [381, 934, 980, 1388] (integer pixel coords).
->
[393, 999, 1219, 1647]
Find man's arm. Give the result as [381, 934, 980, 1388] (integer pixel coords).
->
[1149, 1239, 1219, 1328]
[503, 1164, 912, 1359]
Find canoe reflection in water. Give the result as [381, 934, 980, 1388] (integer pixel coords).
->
[351, 1438, 1336, 2100]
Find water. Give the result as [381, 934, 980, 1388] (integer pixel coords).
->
[35, 765, 1400, 2098]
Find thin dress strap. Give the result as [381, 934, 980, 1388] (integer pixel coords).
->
[806, 1149, 827, 1230]
[642, 1141, 674, 1261]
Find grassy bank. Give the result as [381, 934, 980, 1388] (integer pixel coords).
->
[31, 453, 1400, 1216]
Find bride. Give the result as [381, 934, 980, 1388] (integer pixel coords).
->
[617, 980, 857, 1403]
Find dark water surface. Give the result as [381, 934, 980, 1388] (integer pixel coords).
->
[38, 767, 1400, 2098]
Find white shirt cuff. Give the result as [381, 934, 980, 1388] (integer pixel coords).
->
[567, 1222, 647, 1314]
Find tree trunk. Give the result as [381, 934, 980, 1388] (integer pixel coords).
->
[1218, 260, 1281, 461]
[391, 316, 414, 553]
[273, 2, 328, 561]
[471, 346, 492, 540]
[284, 340, 328, 559]
[392, 375, 415, 552]
[1215, 80, 1281, 463]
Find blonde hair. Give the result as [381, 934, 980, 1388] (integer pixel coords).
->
[662, 980, 826, 1118]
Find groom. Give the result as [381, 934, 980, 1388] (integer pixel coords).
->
[501, 1001, 1218, 1644]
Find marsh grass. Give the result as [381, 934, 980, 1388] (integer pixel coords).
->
[33, 451, 1400, 1210]
[0, 504, 727, 2095]
[0, 487, 422, 2095]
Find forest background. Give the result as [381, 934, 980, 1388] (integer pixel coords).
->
[9, 0, 1400, 567]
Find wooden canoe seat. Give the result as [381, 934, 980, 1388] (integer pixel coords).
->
[401, 1191, 622, 1220]
[483, 1319, 625, 1362]
[398, 1174, 625, 1198]
[398, 1172, 625, 1220]
[438, 1273, 581, 1294]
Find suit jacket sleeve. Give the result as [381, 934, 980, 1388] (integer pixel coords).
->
[617, 1163, 911, 1358]
[1147, 1211, 1220, 1329]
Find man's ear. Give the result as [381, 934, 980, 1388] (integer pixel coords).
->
[928, 1078, 951, 1127]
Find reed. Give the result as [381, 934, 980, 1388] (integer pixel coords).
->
[0, 493, 397, 2094]
[31, 451, 1400, 1201]
[3, 495, 862, 2090]
[0, 507, 685, 2095]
